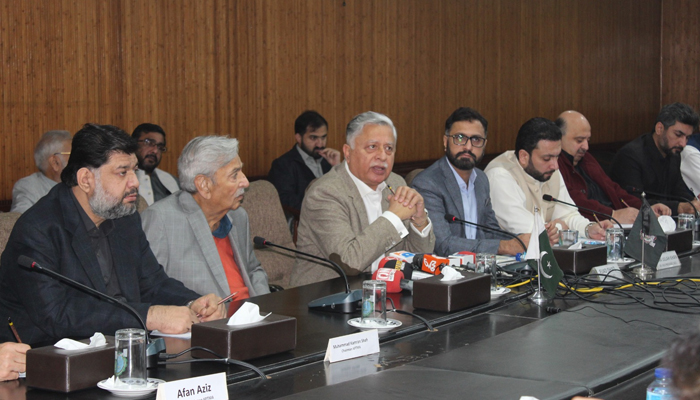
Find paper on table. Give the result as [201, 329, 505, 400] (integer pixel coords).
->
[227, 302, 270, 326]
[440, 266, 463, 281]
[54, 332, 107, 350]
[150, 330, 192, 339]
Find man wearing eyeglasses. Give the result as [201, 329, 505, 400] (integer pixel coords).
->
[131, 123, 180, 205]
[412, 107, 528, 256]
[11, 130, 72, 213]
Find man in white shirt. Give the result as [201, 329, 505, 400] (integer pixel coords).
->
[289, 111, 435, 287]
[131, 123, 180, 205]
[11, 130, 72, 213]
[484, 117, 611, 244]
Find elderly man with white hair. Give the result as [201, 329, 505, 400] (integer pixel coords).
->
[141, 136, 269, 301]
[11, 130, 72, 213]
[289, 111, 435, 287]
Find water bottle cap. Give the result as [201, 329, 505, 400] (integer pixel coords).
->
[655, 367, 671, 379]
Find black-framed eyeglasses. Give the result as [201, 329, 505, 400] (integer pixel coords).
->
[138, 138, 167, 152]
[445, 134, 487, 148]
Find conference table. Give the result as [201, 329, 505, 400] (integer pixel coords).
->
[3, 248, 700, 400]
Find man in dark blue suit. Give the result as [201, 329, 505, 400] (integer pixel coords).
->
[0, 124, 225, 346]
[412, 107, 529, 256]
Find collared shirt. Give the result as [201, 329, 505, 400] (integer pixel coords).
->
[70, 191, 122, 298]
[447, 162, 478, 239]
[344, 163, 432, 271]
[296, 145, 325, 178]
[149, 171, 174, 203]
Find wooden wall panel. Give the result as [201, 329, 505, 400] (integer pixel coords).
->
[662, 0, 700, 110]
[0, 0, 664, 200]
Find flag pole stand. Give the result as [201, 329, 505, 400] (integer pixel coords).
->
[632, 232, 653, 280]
[529, 257, 548, 304]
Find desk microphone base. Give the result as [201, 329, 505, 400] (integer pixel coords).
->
[308, 289, 362, 313]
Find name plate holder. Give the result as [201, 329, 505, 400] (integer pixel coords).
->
[156, 372, 228, 400]
[656, 250, 681, 270]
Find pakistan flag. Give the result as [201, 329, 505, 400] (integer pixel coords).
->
[525, 211, 564, 299]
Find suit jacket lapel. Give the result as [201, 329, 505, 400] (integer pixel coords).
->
[439, 157, 465, 220]
[337, 164, 370, 231]
[226, 215, 252, 293]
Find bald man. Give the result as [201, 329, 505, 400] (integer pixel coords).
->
[555, 111, 670, 224]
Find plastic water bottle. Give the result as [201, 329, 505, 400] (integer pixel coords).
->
[646, 367, 675, 399]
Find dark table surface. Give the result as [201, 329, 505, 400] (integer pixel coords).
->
[4, 247, 700, 400]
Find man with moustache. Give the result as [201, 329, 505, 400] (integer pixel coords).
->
[485, 118, 611, 244]
[289, 111, 435, 287]
[268, 110, 341, 211]
[132, 123, 180, 205]
[610, 103, 700, 215]
[556, 111, 671, 224]
[412, 107, 529, 256]
[141, 136, 269, 300]
[0, 124, 225, 346]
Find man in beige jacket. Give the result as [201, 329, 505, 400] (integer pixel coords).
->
[289, 111, 435, 287]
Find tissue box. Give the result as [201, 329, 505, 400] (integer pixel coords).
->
[552, 244, 607, 275]
[26, 336, 115, 392]
[412, 271, 490, 312]
[666, 229, 693, 253]
[191, 314, 296, 360]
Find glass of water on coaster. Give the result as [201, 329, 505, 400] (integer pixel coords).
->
[361, 280, 387, 327]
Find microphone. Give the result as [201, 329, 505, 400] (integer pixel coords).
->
[17, 256, 165, 368]
[541, 194, 623, 229]
[444, 214, 527, 252]
[253, 236, 362, 313]
[625, 186, 699, 217]
[372, 268, 404, 293]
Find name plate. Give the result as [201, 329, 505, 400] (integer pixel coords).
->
[156, 372, 228, 400]
[324, 329, 379, 363]
[589, 264, 624, 282]
[656, 250, 681, 270]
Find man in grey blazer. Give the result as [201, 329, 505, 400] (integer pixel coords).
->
[141, 136, 269, 300]
[412, 107, 529, 256]
[289, 111, 435, 287]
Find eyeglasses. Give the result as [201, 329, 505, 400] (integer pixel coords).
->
[53, 152, 71, 156]
[138, 138, 167, 153]
[445, 134, 487, 148]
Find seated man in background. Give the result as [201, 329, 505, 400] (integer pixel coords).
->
[0, 124, 224, 346]
[0, 342, 30, 382]
[142, 136, 269, 300]
[485, 117, 611, 244]
[556, 110, 670, 224]
[132, 123, 180, 205]
[11, 130, 72, 213]
[268, 110, 341, 211]
[610, 102, 700, 215]
[412, 107, 528, 256]
[290, 111, 435, 287]
[681, 133, 700, 200]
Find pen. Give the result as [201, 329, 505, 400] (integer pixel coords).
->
[8, 317, 22, 343]
[592, 213, 603, 229]
[620, 198, 630, 208]
[386, 182, 396, 196]
[218, 291, 239, 305]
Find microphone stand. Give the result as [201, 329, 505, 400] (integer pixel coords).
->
[626, 187, 699, 219]
[541, 195, 623, 229]
[253, 237, 362, 313]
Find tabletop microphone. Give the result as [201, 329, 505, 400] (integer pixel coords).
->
[253, 236, 362, 313]
[625, 186, 699, 217]
[541, 194, 623, 229]
[17, 255, 165, 368]
[444, 213, 527, 252]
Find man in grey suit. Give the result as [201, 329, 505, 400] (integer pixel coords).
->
[412, 107, 529, 256]
[11, 130, 72, 213]
[141, 136, 269, 300]
[289, 111, 435, 287]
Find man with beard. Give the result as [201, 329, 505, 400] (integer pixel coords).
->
[610, 103, 700, 216]
[485, 117, 610, 244]
[141, 136, 269, 300]
[556, 110, 671, 224]
[0, 124, 225, 346]
[412, 107, 529, 256]
[268, 110, 341, 211]
[289, 111, 434, 287]
[132, 123, 180, 205]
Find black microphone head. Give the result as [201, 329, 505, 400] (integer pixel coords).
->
[17, 255, 36, 269]
[542, 194, 554, 202]
[253, 236, 267, 247]
[444, 214, 457, 222]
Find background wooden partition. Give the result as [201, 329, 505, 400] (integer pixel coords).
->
[0, 0, 696, 201]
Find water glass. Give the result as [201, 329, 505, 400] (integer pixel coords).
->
[361, 280, 387, 326]
[606, 228, 625, 262]
[559, 229, 578, 247]
[678, 213, 695, 230]
[114, 328, 147, 387]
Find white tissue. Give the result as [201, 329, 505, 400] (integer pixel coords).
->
[568, 240, 583, 250]
[519, 397, 540, 400]
[658, 215, 676, 233]
[440, 266, 463, 281]
[227, 302, 271, 326]
[54, 332, 107, 350]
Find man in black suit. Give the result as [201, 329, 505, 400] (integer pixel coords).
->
[0, 124, 225, 346]
[268, 110, 341, 211]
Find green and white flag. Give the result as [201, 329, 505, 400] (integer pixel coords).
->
[525, 210, 563, 299]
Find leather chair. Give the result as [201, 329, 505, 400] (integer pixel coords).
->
[0, 212, 21, 255]
[404, 168, 425, 186]
[244, 180, 296, 288]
